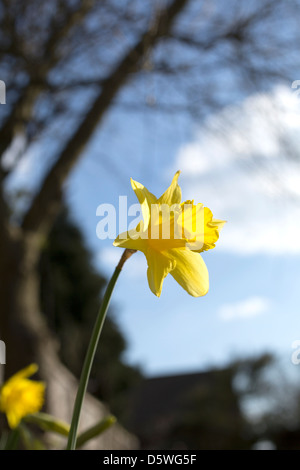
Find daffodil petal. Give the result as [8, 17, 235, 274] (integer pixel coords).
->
[158, 171, 182, 206]
[113, 222, 147, 252]
[6, 409, 20, 429]
[167, 248, 209, 297]
[131, 178, 158, 230]
[145, 249, 175, 297]
[9, 363, 39, 381]
[177, 201, 204, 246]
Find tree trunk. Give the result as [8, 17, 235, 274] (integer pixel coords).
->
[0, 230, 51, 376]
[0, 231, 138, 449]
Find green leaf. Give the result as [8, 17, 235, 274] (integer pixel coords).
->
[75, 415, 117, 449]
[24, 412, 70, 436]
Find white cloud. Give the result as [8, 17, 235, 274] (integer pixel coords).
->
[219, 296, 270, 322]
[175, 85, 300, 255]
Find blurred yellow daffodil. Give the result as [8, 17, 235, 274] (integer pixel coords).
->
[0, 364, 45, 429]
[114, 171, 225, 297]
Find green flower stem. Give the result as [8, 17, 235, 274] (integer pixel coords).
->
[75, 415, 116, 449]
[3, 427, 20, 450]
[66, 249, 135, 450]
[24, 412, 70, 436]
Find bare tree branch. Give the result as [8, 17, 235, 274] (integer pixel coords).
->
[21, 0, 191, 235]
[0, 0, 95, 174]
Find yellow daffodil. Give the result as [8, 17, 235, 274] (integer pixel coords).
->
[113, 171, 225, 297]
[0, 364, 45, 429]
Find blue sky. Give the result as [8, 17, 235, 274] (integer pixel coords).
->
[6, 82, 300, 379]
[61, 84, 300, 378]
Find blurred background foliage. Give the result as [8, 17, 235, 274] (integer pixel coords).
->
[125, 354, 300, 449]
